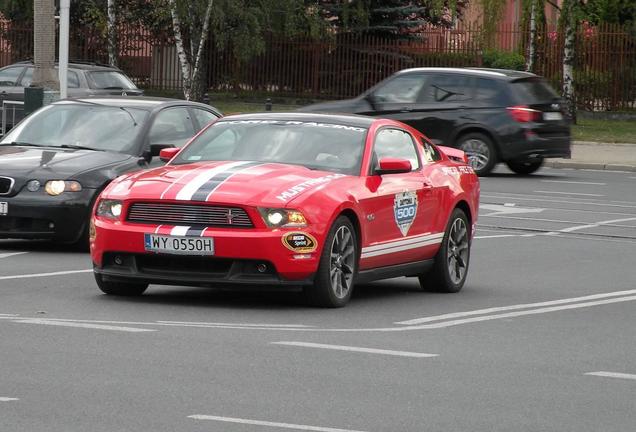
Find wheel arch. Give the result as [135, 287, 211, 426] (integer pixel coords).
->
[453, 199, 474, 238]
[337, 208, 362, 253]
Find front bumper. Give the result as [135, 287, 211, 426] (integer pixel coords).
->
[0, 189, 96, 242]
[91, 219, 322, 287]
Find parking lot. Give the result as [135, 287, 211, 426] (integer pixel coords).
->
[1, 166, 635, 432]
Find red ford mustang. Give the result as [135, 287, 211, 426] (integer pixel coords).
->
[90, 113, 480, 307]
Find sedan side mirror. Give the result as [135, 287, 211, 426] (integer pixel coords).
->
[375, 157, 412, 175]
[159, 147, 180, 162]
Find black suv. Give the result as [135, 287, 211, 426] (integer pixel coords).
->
[0, 60, 143, 130]
[301, 67, 571, 175]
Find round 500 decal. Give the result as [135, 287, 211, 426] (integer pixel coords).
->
[282, 232, 318, 253]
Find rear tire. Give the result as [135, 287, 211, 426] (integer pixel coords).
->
[418, 208, 470, 293]
[506, 158, 544, 175]
[305, 216, 358, 308]
[457, 133, 497, 176]
[94, 273, 148, 296]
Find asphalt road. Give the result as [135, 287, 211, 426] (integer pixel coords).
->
[1, 166, 635, 432]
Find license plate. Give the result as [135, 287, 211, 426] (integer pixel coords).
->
[144, 234, 214, 255]
[543, 112, 563, 121]
[0, 202, 7, 216]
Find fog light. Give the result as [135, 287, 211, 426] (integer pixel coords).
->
[256, 263, 268, 273]
[26, 180, 41, 192]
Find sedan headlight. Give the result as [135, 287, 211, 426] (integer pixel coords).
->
[96, 199, 123, 219]
[44, 180, 82, 196]
[258, 208, 307, 228]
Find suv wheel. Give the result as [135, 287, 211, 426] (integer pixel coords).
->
[506, 158, 544, 175]
[458, 133, 496, 176]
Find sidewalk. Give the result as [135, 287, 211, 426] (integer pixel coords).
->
[545, 141, 636, 171]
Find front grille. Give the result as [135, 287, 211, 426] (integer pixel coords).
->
[127, 202, 254, 228]
[0, 177, 14, 195]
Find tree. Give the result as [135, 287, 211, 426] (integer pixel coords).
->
[318, 0, 470, 38]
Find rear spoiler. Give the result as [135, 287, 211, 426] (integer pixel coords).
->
[437, 145, 468, 164]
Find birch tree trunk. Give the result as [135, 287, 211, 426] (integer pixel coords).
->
[562, 0, 577, 123]
[107, 0, 118, 67]
[169, 0, 214, 101]
[525, 0, 537, 72]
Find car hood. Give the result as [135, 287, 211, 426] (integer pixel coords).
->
[0, 145, 134, 187]
[107, 161, 349, 207]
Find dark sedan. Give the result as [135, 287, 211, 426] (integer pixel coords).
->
[0, 97, 221, 245]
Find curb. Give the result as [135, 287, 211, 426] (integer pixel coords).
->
[545, 160, 636, 172]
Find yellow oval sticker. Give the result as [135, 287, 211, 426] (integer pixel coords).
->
[282, 232, 318, 253]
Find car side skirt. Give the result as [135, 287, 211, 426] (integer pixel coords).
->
[356, 259, 434, 285]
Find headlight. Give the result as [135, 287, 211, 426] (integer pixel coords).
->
[96, 199, 123, 219]
[258, 208, 307, 228]
[44, 180, 82, 196]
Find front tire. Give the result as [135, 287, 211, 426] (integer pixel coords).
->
[94, 273, 148, 296]
[506, 158, 544, 175]
[458, 133, 497, 176]
[305, 216, 358, 307]
[419, 208, 471, 293]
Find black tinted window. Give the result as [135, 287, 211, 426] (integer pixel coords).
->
[373, 74, 426, 103]
[474, 78, 509, 105]
[421, 74, 473, 103]
[511, 79, 559, 103]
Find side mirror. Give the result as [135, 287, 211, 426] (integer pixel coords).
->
[150, 143, 174, 157]
[159, 147, 180, 162]
[375, 157, 412, 175]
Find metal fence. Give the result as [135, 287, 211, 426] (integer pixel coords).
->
[1, 20, 634, 111]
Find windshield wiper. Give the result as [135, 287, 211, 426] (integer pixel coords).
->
[0, 141, 48, 147]
[59, 144, 101, 151]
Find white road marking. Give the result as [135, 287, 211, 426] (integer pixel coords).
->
[533, 190, 605, 197]
[474, 234, 518, 239]
[0, 269, 92, 281]
[482, 194, 636, 209]
[551, 217, 636, 234]
[12, 319, 155, 332]
[0, 252, 28, 259]
[272, 341, 438, 358]
[406, 295, 636, 329]
[585, 371, 636, 381]
[188, 415, 368, 432]
[540, 180, 606, 185]
[157, 321, 312, 328]
[396, 289, 636, 325]
[482, 214, 636, 228]
[0, 397, 19, 402]
[479, 204, 544, 216]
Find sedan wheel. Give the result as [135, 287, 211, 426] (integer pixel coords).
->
[419, 208, 470, 293]
[306, 216, 357, 307]
[506, 158, 544, 175]
[458, 133, 496, 176]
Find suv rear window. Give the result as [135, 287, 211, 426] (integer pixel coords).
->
[86, 71, 137, 90]
[511, 78, 559, 103]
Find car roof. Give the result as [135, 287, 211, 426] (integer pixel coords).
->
[396, 67, 537, 80]
[218, 112, 375, 128]
[11, 60, 122, 72]
[52, 96, 217, 111]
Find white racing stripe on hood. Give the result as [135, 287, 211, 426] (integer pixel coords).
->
[170, 226, 191, 236]
[175, 161, 251, 201]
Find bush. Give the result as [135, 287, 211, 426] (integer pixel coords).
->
[482, 50, 526, 70]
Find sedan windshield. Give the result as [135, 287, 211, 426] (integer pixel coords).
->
[0, 104, 149, 153]
[174, 119, 368, 175]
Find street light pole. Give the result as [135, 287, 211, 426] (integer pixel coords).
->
[59, 0, 70, 99]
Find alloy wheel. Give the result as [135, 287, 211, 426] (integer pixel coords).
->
[329, 225, 355, 299]
[446, 217, 469, 285]
[461, 139, 491, 172]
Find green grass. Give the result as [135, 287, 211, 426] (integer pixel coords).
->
[572, 118, 636, 143]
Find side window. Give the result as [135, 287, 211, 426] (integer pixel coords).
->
[420, 74, 473, 103]
[372, 74, 426, 104]
[19, 67, 34, 87]
[148, 107, 196, 148]
[0, 67, 25, 86]
[374, 129, 420, 170]
[191, 108, 219, 130]
[475, 78, 508, 105]
[420, 137, 441, 163]
[68, 71, 80, 88]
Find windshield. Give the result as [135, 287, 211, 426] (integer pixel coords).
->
[87, 71, 137, 90]
[0, 104, 149, 153]
[174, 120, 368, 175]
